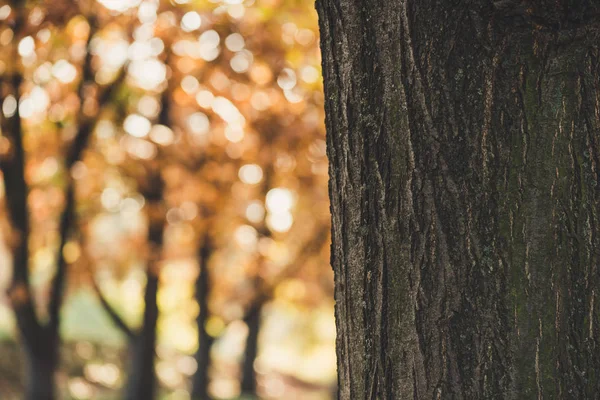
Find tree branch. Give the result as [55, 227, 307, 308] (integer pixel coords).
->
[46, 185, 75, 332]
[91, 278, 136, 340]
[0, 10, 44, 348]
[65, 57, 127, 169]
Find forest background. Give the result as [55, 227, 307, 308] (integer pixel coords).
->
[0, 0, 334, 399]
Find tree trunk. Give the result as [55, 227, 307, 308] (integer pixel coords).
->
[125, 273, 159, 400]
[125, 202, 162, 400]
[23, 343, 57, 400]
[2, 72, 60, 400]
[191, 235, 214, 400]
[317, 1, 600, 398]
[240, 302, 262, 397]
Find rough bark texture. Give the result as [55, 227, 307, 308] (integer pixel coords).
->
[191, 234, 214, 400]
[317, 1, 600, 398]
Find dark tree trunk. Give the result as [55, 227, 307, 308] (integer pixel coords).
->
[24, 328, 59, 400]
[318, 1, 600, 398]
[240, 302, 262, 396]
[23, 337, 58, 400]
[191, 235, 214, 400]
[1, 72, 60, 400]
[125, 273, 159, 400]
[120, 50, 169, 398]
[125, 189, 163, 400]
[1, 11, 122, 399]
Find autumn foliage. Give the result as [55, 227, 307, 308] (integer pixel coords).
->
[0, 0, 333, 399]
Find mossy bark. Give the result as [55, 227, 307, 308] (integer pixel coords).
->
[317, 1, 600, 398]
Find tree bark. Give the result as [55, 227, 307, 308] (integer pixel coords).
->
[240, 301, 262, 397]
[317, 1, 600, 398]
[191, 234, 214, 400]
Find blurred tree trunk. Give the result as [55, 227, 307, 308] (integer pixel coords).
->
[125, 274, 159, 400]
[191, 234, 214, 400]
[237, 143, 275, 398]
[94, 182, 163, 400]
[25, 344, 58, 400]
[240, 300, 262, 397]
[0, 72, 57, 400]
[1, 9, 119, 398]
[23, 340, 57, 400]
[318, 0, 600, 398]
[125, 173, 163, 400]
[1, 73, 66, 400]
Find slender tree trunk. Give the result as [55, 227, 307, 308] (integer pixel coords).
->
[191, 234, 214, 400]
[92, 206, 162, 400]
[1, 72, 60, 400]
[240, 301, 262, 396]
[1, 11, 121, 399]
[318, 1, 600, 398]
[125, 185, 163, 400]
[125, 273, 159, 400]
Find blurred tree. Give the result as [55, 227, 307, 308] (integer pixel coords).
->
[145, 5, 331, 397]
[91, 98, 165, 400]
[0, 1, 332, 399]
[240, 223, 330, 398]
[126, 169, 164, 400]
[91, 38, 172, 400]
[191, 230, 214, 399]
[0, 2, 124, 398]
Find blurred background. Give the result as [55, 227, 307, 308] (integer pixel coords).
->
[0, 0, 333, 399]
